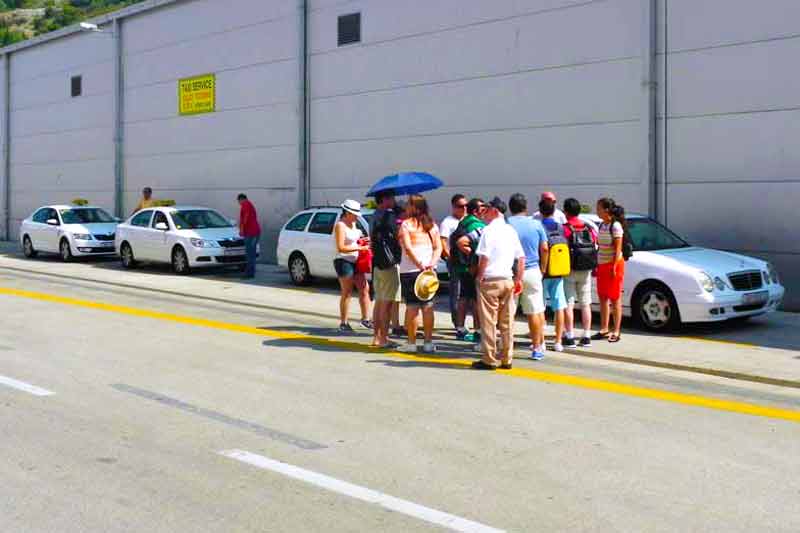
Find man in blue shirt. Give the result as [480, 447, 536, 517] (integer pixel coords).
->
[507, 193, 549, 360]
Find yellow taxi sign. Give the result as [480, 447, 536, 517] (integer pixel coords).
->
[178, 74, 216, 116]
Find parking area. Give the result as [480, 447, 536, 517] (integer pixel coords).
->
[1, 240, 798, 387]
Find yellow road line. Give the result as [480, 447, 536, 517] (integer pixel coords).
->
[2, 286, 799, 424]
[680, 336, 757, 348]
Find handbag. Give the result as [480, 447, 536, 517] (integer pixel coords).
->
[355, 238, 373, 274]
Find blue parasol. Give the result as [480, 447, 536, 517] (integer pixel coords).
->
[366, 172, 444, 197]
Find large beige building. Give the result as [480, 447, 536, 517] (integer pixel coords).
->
[0, 0, 797, 308]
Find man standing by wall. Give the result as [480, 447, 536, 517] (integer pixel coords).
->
[507, 193, 550, 361]
[370, 190, 402, 348]
[439, 194, 467, 337]
[237, 193, 261, 279]
[472, 197, 525, 371]
[132, 187, 155, 215]
[533, 191, 567, 224]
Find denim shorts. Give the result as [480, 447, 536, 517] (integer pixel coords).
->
[334, 258, 356, 278]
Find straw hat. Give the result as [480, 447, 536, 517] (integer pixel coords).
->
[341, 199, 361, 215]
[414, 270, 440, 302]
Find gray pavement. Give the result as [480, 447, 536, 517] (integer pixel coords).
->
[1, 267, 799, 532]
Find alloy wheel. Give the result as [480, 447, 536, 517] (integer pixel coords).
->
[173, 248, 189, 274]
[290, 255, 309, 285]
[639, 290, 672, 329]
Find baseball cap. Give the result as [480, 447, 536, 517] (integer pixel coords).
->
[487, 196, 507, 214]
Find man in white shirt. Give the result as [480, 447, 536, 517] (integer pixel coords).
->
[439, 194, 467, 334]
[533, 191, 567, 224]
[473, 197, 525, 370]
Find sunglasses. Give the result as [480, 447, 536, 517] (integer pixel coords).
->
[454, 203, 468, 209]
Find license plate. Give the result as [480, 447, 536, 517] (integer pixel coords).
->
[743, 291, 768, 305]
[224, 248, 245, 256]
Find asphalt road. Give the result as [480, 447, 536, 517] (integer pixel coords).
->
[1, 270, 799, 532]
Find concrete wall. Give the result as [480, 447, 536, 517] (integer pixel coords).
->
[0, 55, 6, 240]
[308, 0, 650, 218]
[8, 31, 116, 237]
[661, 0, 800, 308]
[121, 0, 302, 259]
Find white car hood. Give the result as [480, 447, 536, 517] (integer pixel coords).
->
[62, 223, 118, 235]
[176, 227, 240, 241]
[652, 247, 765, 276]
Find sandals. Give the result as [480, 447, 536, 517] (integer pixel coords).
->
[591, 332, 609, 341]
[608, 334, 622, 343]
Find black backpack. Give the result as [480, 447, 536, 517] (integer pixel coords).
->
[370, 210, 401, 269]
[622, 231, 634, 261]
[565, 222, 598, 271]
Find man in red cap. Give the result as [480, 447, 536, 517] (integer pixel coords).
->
[533, 191, 567, 224]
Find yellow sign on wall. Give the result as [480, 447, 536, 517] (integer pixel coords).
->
[178, 74, 216, 116]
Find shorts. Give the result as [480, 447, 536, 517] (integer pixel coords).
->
[373, 265, 401, 302]
[564, 270, 593, 307]
[458, 271, 477, 301]
[400, 272, 436, 307]
[334, 258, 356, 278]
[543, 278, 567, 312]
[517, 268, 545, 315]
[596, 260, 625, 301]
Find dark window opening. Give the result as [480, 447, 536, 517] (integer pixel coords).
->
[71, 75, 82, 97]
[338, 13, 361, 46]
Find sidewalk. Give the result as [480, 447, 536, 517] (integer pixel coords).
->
[1, 240, 799, 385]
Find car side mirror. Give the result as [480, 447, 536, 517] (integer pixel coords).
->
[155, 222, 168, 231]
[114, 217, 122, 223]
[229, 219, 237, 226]
[46, 219, 59, 226]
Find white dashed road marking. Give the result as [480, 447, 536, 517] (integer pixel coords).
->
[219, 449, 505, 533]
[0, 374, 55, 396]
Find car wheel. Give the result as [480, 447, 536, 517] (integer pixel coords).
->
[172, 246, 190, 275]
[22, 236, 37, 258]
[288, 253, 311, 285]
[60, 239, 73, 262]
[633, 282, 681, 332]
[120, 242, 137, 269]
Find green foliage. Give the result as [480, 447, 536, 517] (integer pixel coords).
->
[0, 0, 147, 44]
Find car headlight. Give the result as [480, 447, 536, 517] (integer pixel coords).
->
[697, 272, 714, 293]
[767, 263, 779, 284]
[190, 238, 219, 248]
[72, 233, 92, 241]
[713, 276, 727, 291]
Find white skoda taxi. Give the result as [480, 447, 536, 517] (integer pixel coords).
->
[115, 206, 251, 274]
[583, 215, 785, 331]
[20, 205, 119, 261]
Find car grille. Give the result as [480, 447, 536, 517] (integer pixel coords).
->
[93, 233, 115, 241]
[727, 270, 763, 291]
[215, 255, 246, 264]
[733, 303, 767, 312]
[218, 239, 245, 248]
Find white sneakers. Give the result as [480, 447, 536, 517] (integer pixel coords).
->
[397, 342, 437, 354]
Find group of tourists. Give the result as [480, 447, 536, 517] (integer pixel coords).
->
[332, 189, 630, 370]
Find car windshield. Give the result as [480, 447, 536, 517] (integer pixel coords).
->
[171, 210, 231, 230]
[627, 218, 691, 251]
[59, 208, 115, 224]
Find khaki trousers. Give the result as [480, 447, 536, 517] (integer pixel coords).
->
[478, 279, 516, 366]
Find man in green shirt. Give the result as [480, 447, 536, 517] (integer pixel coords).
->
[451, 198, 487, 344]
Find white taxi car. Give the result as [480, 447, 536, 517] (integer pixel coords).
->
[20, 205, 119, 261]
[115, 206, 250, 274]
[277, 206, 449, 285]
[583, 214, 785, 331]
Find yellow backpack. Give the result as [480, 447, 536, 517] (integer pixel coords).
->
[546, 224, 571, 278]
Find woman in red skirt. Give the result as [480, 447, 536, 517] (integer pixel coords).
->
[594, 198, 627, 343]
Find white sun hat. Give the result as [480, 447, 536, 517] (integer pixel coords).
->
[341, 199, 362, 215]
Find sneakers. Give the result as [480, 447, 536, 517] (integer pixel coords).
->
[421, 342, 436, 354]
[531, 349, 545, 361]
[338, 322, 354, 333]
[397, 343, 418, 353]
[579, 337, 592, 348]
[463, 332, 481, 343]
[553, 343, 564, 353]
[361, 319, 374, 329]
[455, 328, 469, 340]
[562, 335, 577, 348]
